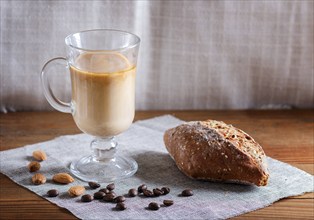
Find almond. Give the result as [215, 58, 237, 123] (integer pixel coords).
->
[53, 173, 75, 184]
[32, 150, 47, 161]
[32, 173, 46, 185]
[68, 185, 85, 197]
[28, 161, 41, 172]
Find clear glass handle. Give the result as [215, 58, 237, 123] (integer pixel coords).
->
[41, 57, 71, 113]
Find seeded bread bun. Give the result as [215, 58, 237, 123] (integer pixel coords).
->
[164, 120, 269, 186]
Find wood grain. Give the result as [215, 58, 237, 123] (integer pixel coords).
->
[0, 110, 313, 219]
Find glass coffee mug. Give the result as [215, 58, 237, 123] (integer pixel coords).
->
[41, 29, 140, 182]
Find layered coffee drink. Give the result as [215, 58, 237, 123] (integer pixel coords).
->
[70, 52, 136, 137]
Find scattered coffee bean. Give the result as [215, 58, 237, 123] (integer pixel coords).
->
[106, 183, 115, 191]
[143, 189, 154, 197]
[88, 181, 100, 189]
[161, 187, 170, 195]
[47, 189, 59, 197]
[153, 188, 163, 197]
[99, 188, 110, 194]
[148, 202, 160, 210]
[103, 193, 116, 202]
[115, 202, 127, 210]
[94, 191, 105, 200]
[163, 200, 174, 206]
[181, 189, 193, 197]
[114, 195, 126, 203]
[81, 194, 93, 202]
[128, 188, 138, 197]
[109, 191, 116, 197]
[138, 184, 147, 193]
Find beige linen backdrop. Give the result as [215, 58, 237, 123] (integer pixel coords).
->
[0, 0, 313, 112]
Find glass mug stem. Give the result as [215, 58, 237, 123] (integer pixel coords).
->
[41, 57, 71, 113]
[91, 137, 117, 161]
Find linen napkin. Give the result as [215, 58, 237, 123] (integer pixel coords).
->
[0, 115, 313, 219]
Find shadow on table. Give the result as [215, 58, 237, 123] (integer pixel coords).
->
[132, 151, 256, 193]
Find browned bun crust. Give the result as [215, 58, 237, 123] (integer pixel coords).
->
[164, 120, 269, 186]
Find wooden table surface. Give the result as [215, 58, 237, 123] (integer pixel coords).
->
[0, 110, 313, 219]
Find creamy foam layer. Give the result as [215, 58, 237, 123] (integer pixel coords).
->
[70, 52, 136, 137]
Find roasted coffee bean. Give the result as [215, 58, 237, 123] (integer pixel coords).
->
[143, 189, 154, 197]
[128, 188, 138, 197]
[106, 183, 115, 191]
[153, 188, 163, 197]
[81, 194, 93, 202]
[114, 195, 126, 203]
[103, 193, 116, 202]
[88, 181, 100, 189]
[148, 202, 160, 210]
[163, 200, 174, 206]
[115, 202, 126, 210]
[94, 191, 105, 200]
[138, 184, 147, 193]
[109, 191, 116, 197]
[161, 187, 170, 195]
[99, 188, 110, 194]
[47, 189, 59, 197]
[181, 189, 193, 197]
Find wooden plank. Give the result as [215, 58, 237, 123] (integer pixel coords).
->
[0, 110, 313, 219]
[1, 111, 313, 163]
[0, 201, 76, 219]
[234, 198, 314, 219]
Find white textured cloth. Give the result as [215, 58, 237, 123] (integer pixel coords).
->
[0, 1, 313, 112]
[0, 115, 313, 219]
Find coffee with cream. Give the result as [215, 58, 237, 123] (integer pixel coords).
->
[70, 52, 136, 137]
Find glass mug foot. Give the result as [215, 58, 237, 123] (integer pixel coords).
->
[70, 137, 138, 183]
[70, 155, 138, 183]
